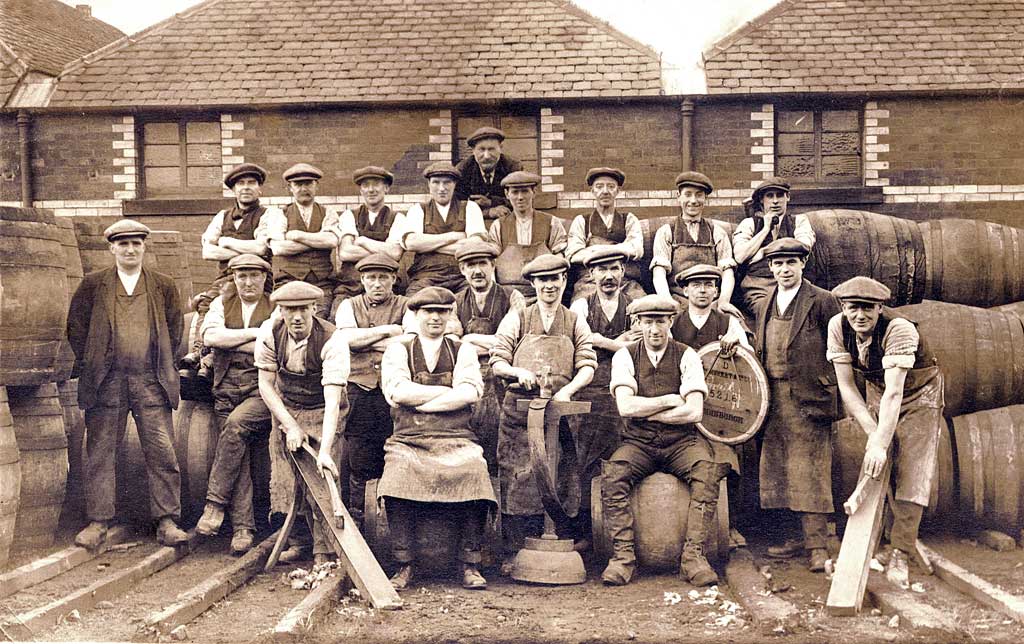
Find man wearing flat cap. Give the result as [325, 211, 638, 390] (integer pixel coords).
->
[258, 163, 341, 318]
[490, 254, 596, 562]
[599, 295, 728, 587]
[401, 161, 487, 296]
[455, 126, 523, 222]
[379, 286, 497, 591]
[333, 166, 406, 304]
[651, 171, 742, 319]
[487, 171, 568, 301]
[733, 177, 816, 316]
[751, 238, 839, 572]
[256, 281, 351, 566]
[565, 168, 646, 302]
[827, 276, 943, 588]
[672, 264, 749, 353]
[195, 254, 275, 554]
[67, 220, 189, 549]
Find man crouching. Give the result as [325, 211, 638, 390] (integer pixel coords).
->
[378, 287, 497, 591]
[600, 295, 728, 586]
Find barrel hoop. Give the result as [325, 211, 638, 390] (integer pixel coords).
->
[0, 447, 19, 465]
[14, 435, 68, 451]
[907, 220, 927, 304]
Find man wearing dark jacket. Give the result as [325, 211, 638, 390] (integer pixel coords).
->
[455, 126, 523, 223]
[66, 219, 189, 549]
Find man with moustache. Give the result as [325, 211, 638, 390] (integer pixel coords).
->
[565, 168, 646, 301]
[195, 254, 275, 554]
[455, 126, 523, 223]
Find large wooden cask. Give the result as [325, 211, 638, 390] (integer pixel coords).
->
[953, 406, 1024, 535]
[56, 217, 85, 295]
[173, 399, 219, 522]
[58, 379, 87, 529]
[0, 387, 20, 568]
[0, 207, 69, 386]
[148, 230, 195, 306]
[920, 219, 1024, 307]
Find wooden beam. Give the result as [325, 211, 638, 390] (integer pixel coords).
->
[919, 541, 1024, 624]
[724, 548, 802, 634]
[866, 574, 965, 634]
[827, 465, 890, 615]
[0, 526, 129, 600]
[843, 475, 872, 516]
[144, 532, 279, 635]
[272, 571, 348, 641]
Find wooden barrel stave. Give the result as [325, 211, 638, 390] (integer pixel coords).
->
[921, 219, 1024, 307]
[0, 387, 20, 568]
[57, 380, 87, 530]
[175, 399, 219, 522]
[952, 406, 1024, 534]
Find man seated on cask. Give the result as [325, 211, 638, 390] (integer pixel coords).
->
[378, 287, 497, 591]
[827, 276, 943, 588]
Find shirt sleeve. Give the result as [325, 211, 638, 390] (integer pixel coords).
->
[336, 209, 358, 239]
[320, 206, 341, 238]
[199, 295, 226, 342]
[728, 315, 752, 349]
[712, 222, 735, 267]
[880, 317, 920, 369]
[679, 346, 709, 399]
[453, 341, 485, 398]
[609, 346, 637, 396]
[568, 298, 590, 320]
[253, 319, 278, 371]
[488, 309, 521, 367]
[793, 214, 816, 250]
[564, 215, 588, 261]
[571, 310, 599, 372]
[399, 204, 424, 249]
[487, 218, 503, 249]
[201, 211, 226, 247]
[464, 200, 486, 238]
[381, 342, 412, 407]
[650, 224, 673, 271]
[384, 211, 407, 245]
[255, 207, 288, 243]
[825, 313, 852, 364]
[732, 217, 755, 247]
[548, 216, 569, 255]
[320, 330, 350, 387]
[401, 308, 418, 334]
[334, 299, 357, 329]
[623, 212, 644, 260]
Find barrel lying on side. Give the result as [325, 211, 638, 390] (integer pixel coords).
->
[953, 405, 1024, 535]
[921, 218, 1024, 307]
[0, 387, 20, 568]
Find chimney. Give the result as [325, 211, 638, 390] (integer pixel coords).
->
[76, 4, 92, 17]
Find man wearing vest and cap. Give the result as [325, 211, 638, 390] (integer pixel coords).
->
[651, 172, 742, 319]
[379, 287, 496, 591]
[827, 276, 943, 588]
[565, 168, 646, 301]
[67, 220, 189, 549]
[455, 126, 523, 222]
[333, 253, 409, 527]
[195, 254, 275, 553]
[401, 162, 487, 296]
[751, 239, 839, 571]
[672, 264, 750, 352]
[333, 166, 406, 304]
[490, 254, 596, 562]
[255, 281, 350, 566]
[259, 163, 340, 318]
[601, 295, 728, 586]
[453, 239, 526, 473]
[733, 177, 816, 316]
[487, 171, 568, 301]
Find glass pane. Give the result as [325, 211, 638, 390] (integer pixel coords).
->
[144, 144, 181, 167]
[777, 156, 816, 177]
[822, 155, 861, 177]
[187, 165, 222, 188]
[145, 166, 181, 190]
[823, 110, 859, 132]
[186, 121, 221, 143]
[499, 115, 537, 138]
[822, 132, 860, 155]
[143, 122, 179, 144]
[777, 133, 815, 156]
[777, 110, 813, 133]
[186, 143, 221, 165]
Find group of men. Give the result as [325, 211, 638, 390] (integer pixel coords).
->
[65, 124, 942, 593]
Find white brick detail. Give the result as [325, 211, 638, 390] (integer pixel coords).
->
[880, 184, 1024, 204]
[863, 102, 891, 186]
[111, 115, 137, 199]
[539, 106, 565, 193]
[425, 109, 453, 174]
[221, 114, 244, 197]
[751, 104, 774, 181]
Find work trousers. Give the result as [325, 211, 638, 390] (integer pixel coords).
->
[345, 383, 394, 524]
[889, 499, 925, 554]
[206, 392, 272, 531]
[84, 370, 181, 522]
[386, 498, 488, 565]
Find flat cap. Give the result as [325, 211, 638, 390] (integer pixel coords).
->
[455, 238, 498, 263]
[224, 163, 268, 188]
[627, 295, 679, 317]
[583, 246, 627, 268]
[270, 281, 324, 307]
[352, 165, 394, 186]
[227, 253, 272, 273]
[585, 167, 625, 187]
[751, 176, 791, 203]
[282, 163, 323, 182]
[104, 219, 151, 242]
[674, 263, 723, 286]
[423, 161, 461, 181]
[762, 237, 810, 261]
[354, 253, 399, 273]
[466, 126, 506, 147]
[500, 171, 542, 188]
[521, 253, 570, 280]
[674, 171, 714, 194]
[407, 286, 456, 311]
[832, 276, 891, 304]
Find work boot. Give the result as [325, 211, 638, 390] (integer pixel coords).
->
[462, 564, 488, 590]
[600, 461, 638, 586]
[278, 544, 312, 564]
[766, 538, 804, 559]
[195, 503, 225, 536]
[808, 548, 828, 572]
[157, 518, 189, 546]
[389, 564, 413, 591]
[75, 521, 108, 549]
[601, 554, 636, 586]
[886, 548, 910, 589]
[230, 529, 254, 555]
[681, 541, 718, 586]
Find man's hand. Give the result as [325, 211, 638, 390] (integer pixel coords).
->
[862, 445, 887, 479]
[284, 421, 305, 452]
[316, 448, 339, 479]
[614, 329, 643, 344]
[470, 195, 492, 210]
[718, 300, 744, 319]
[552, 388, 573, 402]
[718, 333, 740, 358]
[514, 368, 537, 390]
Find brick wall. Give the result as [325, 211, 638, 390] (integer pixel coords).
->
[0, 115, 19, 202]
[31, 114, 119, 201]
[692, 102, 755, 191]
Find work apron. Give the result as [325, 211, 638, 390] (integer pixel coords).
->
[267, 401, 349, 515]
[669, 218, 718, 298]
[466, 313, 503, 473]
[494, 215, 552, 302]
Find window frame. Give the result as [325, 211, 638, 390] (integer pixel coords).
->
[452, 107, 542, 174]
[137, 115, 223, 199]
[774, 102, 864, 187]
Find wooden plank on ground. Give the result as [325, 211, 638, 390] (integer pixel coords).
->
[0, 526, 130, 600]
[866, 573, 965, 635]
[144, 531, 279, 636]
[272, 571, 348, 641]
[827, 465, 891, 615]
[919, 541, 1024, 624]
[724, 548, 802, 635]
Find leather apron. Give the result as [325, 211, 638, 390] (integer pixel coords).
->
[494, 213, 552, 301]
[669, 218, 718, 297]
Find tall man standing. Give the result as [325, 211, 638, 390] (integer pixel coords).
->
[753, 239, 839, 571]
[828, 276, 943, 587]
[195, 254, 275, 554]
[66, 220, 189, 548]
[455, 126, 522, 223]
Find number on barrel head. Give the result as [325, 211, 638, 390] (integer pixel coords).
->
[695, 343, 770, 445]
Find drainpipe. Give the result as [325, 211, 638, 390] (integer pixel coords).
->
[17, 110, 33, 207]
[680, 98, 694, 171]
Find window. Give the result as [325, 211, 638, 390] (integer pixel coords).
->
[141, 119, 222, 198]
[455, 111, 539, 173]
[776, 108, 862, 185]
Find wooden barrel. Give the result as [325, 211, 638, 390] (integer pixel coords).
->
[58, 380, 87, 529]
[7, 383, 68, 549]
[591, 473, 728, 569]
[953, 405, 1024, 535]
[173, 399, 218, 522]
[995, 301, 1024, 323]
[895, 301, 1024, 417]
[56, 217, 84, 295]
[74, 219, 121, 275]
[920, 219, 1024, 307]
[802, 210, 926, 306]
[149, 230, 195, 306]
[0, 207, 69, 386]
[0, 387, 20, 568]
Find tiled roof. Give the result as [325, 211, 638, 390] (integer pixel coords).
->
[48, 0, 664, 108]
[0, 0, 123, 76]
[704, 0, 1024, 94]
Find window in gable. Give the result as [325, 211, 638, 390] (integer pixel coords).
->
[776, 107, 862, 185]
[140, 119, 222, 198]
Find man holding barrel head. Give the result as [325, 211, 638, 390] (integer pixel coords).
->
[827, 276, 943, 588]
[66, 219, 189, 548]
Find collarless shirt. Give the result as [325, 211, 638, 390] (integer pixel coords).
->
[775, 283, 800, 315]
[117, 269, 142, 296]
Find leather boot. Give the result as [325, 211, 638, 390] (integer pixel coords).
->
[681, 500, 718, 586]
[600, 461, 637, 586]
[75, 521, 108, 549]
[196, 502, 225, 536]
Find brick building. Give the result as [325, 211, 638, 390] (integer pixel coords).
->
[1, 0, 1022, 291]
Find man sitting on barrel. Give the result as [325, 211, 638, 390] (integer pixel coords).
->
[827, 276, 943, 588]
[600, 295, 728, 587]
[378, 287, 496, 591]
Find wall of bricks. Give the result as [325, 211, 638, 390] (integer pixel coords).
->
[30, 113, 119, 201]
[692, 102, 756, 191]
[0, 115, 20, 202]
